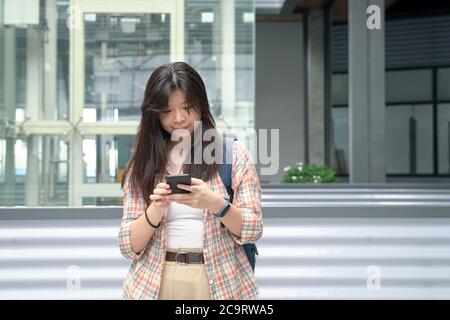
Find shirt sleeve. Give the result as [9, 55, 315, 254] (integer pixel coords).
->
[118, 170, 147, 261]
[229, 141, 263, 245]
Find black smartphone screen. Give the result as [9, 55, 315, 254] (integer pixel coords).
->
[165, 174, 192, 194]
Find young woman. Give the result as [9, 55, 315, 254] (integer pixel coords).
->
[118, 62, 263, 300]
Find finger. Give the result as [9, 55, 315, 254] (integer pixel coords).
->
[190, 178, 204, 185]
[156, 182, 170, 189]
[177, 184, 192, 192]
[150, 194, 165, 201]
[153, 188, 171, 195]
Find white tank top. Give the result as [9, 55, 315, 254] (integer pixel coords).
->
[166, 201, 204, 249]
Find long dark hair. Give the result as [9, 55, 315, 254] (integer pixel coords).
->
[121, 62, 221, 205]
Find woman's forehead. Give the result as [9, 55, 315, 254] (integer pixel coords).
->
[168, 89, 186, 105]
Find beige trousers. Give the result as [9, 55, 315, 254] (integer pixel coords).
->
[158, 248, 211, 300]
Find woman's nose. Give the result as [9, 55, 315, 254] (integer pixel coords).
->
[173, 109, 187, 122]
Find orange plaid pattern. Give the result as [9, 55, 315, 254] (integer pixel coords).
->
[118, 140, 263, 299]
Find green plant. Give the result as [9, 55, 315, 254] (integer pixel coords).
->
[282, 162, 339, 183]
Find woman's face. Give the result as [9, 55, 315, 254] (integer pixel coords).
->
[159, 89, 201, 138]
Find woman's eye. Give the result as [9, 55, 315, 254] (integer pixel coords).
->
[162, 109, 171, 114]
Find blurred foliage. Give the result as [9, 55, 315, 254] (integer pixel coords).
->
[282, 162, 339, 183]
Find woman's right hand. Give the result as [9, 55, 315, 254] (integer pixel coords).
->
[149, 182, 172, 210]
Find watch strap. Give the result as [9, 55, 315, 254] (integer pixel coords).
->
[213, 198, 231, 218]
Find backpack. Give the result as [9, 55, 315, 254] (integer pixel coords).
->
[218, 137, 259, 272]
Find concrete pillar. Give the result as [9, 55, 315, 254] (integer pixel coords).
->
[68, 0, 84, 206]
[2, 22, 17, 205]
[26, 26, 43, 120]
[220, 0, 235, 122]
[307, 10, 326, 166]
[44, 0, 57, 121]
[96, 77, 110, 184]
[348, 0, 386, 183]
[25, 25, 44, 206]
[42, 0, 58, 205]
[68, 130, 83, 206]
[4, 137, 16, 205]
[26, 135, 41, 205]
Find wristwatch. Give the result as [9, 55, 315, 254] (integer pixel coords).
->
[212, 198, 231, 218]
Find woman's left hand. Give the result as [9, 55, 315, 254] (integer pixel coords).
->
[168, 177, 222, 211]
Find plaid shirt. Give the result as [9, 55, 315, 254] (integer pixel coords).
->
[118, 140, 263, 300]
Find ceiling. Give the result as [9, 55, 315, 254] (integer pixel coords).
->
[256, 0, 450, 22]
[255, 0, 287, 15]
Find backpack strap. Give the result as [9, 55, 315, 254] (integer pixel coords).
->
[217, 137, 258, 273]
[218, 137, 236, 202]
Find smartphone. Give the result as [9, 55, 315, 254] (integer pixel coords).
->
[165, 174, 192, 194]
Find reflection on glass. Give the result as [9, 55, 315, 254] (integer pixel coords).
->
[386, 69, 432, 103]
[330, 107, 349, 175]
[235, 1, 254, 127]
[438, 68, 450, 101]
[438, 103, 450, 174]
[57, 1, 70, 120]
[0, 135, 69, 206]
[331, 104, 434, 176]
[185, 0, 255, 132]
[0, 26, 3, 121]
[0, 0, 255, 207]
[84, 13, 170, 121]
[83, 134, 134, 183]
[331, 73, 348, 106]
[185, 1, 220, 118]
[385, 104, 433, 174]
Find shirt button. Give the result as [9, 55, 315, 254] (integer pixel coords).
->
[203, 248, 208, 254]
[209, 280, 214, 285]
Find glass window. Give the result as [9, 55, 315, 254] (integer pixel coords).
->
[386, 69, 432, 103]
[330, 107, 349, 175]
[386, 104, 433, 174]
[57, 2, 70, 120]
[0, 138, 5, 182]
[83, 134, 134, 184]
[331, 73, 348, 106]
[438, 68, 450, 101]
[185, 1, 219, 116]
[235, 1, 254, 125]
[438, 103, 450, 174]
[84, 13, 171, 121]
[331, 104, 434, 176]
[0, 0, 254, 207]
[185, 0, 255, 132]
[16, 28, 27, 111]
[0, 135, 69, 206]
[0, 21, 3, 121]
